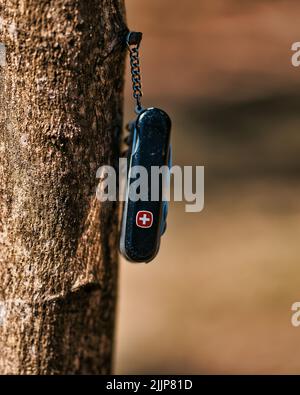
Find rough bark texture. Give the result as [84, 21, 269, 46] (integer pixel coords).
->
[0, 0, 127, 374]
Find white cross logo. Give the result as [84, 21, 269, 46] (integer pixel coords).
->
[136, 210, 153, 228]
[140, 214, 150, 225]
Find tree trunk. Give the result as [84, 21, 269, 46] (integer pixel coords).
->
[0, 0, 127, 374]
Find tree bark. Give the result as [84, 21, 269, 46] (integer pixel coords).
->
[0, 0, 127, 374]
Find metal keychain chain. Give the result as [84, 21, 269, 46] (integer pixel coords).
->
[126, 32, 144, 114]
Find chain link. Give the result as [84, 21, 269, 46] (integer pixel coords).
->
[127, 32, 143, 113]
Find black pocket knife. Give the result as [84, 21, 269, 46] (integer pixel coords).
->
[120, 107, 172, 263]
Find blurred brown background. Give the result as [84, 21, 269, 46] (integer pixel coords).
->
[115, 0, 300, 374]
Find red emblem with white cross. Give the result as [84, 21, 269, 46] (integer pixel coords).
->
[136, 210, 153, 228]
